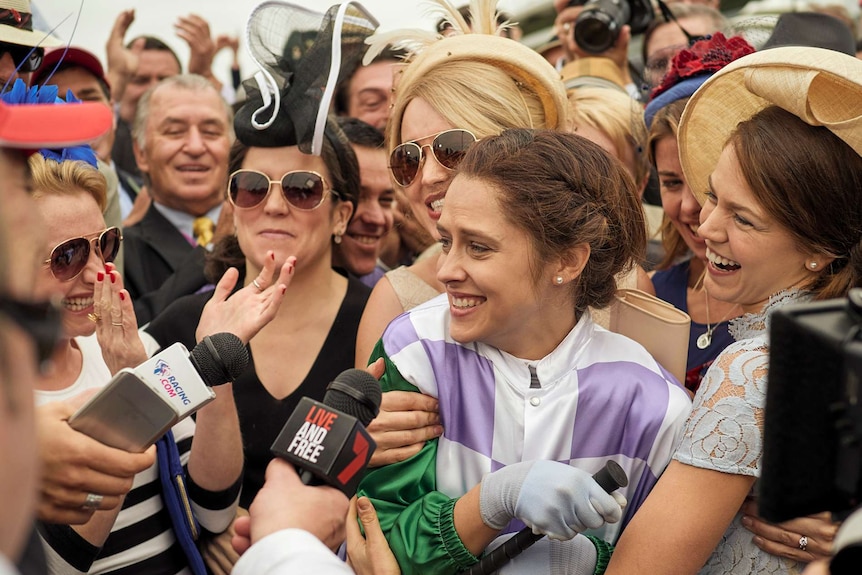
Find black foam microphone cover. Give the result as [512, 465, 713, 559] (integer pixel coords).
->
[323, 368, 382, 425]
[189, 333, 249, 387]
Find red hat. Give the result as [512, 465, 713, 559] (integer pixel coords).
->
[31, 46, 111, 93]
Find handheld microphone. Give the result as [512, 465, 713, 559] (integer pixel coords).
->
[68, 333, 250, 452]
[270, 368, 382, 496]
[460, 461, 629, 575]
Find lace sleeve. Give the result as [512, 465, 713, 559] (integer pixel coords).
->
[673, 336, 769, 477]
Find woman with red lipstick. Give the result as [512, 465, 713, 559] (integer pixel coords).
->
[355, 129, 692, 575]
[143, 119, 368, 572]
[605, 47, 862, 574]
[29, 147, 286, 574]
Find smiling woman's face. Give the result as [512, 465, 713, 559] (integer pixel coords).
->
[35, 189, 107, 339]
[397, 98, 459, 240]
[698, 143, 814, 313]
[654, 135, 706, 261]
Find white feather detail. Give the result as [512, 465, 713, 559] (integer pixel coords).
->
[468, 0, 497, 35]
[363, 28, 440, 65]
[425, 0, 471, 35]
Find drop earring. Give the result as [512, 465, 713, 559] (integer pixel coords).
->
[555, 276, 564, 285]
[334, 233, 343, 245]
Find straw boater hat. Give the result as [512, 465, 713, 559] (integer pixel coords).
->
[364, 0, 568, 133]
[0, 0, 61, 47]
[678, 46, 862, 204]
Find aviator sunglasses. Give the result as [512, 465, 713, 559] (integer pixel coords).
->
[228, 169, 336, 211]
[0, 42, 43, 73]
[389, 128, 477, 187]
[44, 227, 123, 282]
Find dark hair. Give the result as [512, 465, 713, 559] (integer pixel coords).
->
[333, 47, 405, 116]
[50, 63, 111, 101]
[730, 106, 862, 300]
[126, 36, 182, 73]
[336, 116, 384, 149]
[206, 117, 360, 282]
[436, 6, 514, 36]
[457, 129, 646, 312]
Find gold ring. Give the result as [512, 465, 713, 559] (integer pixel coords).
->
[252, 278, 264, 292]
[87, 313, 101, 323]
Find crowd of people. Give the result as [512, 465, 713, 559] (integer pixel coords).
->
[2, 0, 862, 574]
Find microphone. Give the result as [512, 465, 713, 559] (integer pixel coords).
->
[69, 333, 250, 452]
[188, 333, 250, 387]
[270, 368, 382, 496]
[459, 461, 629, 575]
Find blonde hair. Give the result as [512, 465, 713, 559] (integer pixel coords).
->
[388, 60, 549, 155]
[29, 154, 107, 211]
[375, 1, 566, 161]
[568, 87, 649, 189]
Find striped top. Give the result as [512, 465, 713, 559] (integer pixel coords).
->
[358, 294, 692, 575]
[35, 334, 240, 575]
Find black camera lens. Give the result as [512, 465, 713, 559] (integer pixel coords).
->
[573, 0, 653, 54]
[575, 10, 621, 53]
[575, 0, 628, 54]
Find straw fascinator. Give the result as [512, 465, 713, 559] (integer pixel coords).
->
[678, 47, 862, 204]
[363, 0, 568, 132]
[234, 1, 378, 155]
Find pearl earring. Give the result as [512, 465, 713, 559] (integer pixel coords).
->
[809, 261, 818, 270]
[555, 276, 564, 285]
[334, 233, 343, 245]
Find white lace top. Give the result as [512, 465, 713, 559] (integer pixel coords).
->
[674, 290, 812, 574]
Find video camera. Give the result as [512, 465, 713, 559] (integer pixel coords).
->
[568, 0, 654, 54]
[761, 288, 862, 572]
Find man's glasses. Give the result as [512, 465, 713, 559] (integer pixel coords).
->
[228, 169, 336, 211]
[0, 296, 62, 373]
[44, 227, 123, 282]
[655, 0, 711, 47]
[389, 129, 477, 187]
[0, 42, 43, 73]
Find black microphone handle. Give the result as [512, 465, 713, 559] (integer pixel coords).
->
[299, 469, 318, 486]
[459, 461, 629, 575]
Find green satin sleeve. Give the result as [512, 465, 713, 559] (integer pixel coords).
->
[357, 339, 480, 575]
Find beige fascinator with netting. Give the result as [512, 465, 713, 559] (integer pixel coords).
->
[679, 46, 862, 205]
[363, 0, 568, 137]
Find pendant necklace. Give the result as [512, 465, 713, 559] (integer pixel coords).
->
[697, 285, 739, 350]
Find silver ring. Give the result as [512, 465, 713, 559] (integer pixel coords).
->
[563, 22, 571, 32]
[82, 492, 103, 510]
[798, 535, 809, 551]
[252, 278, 264, 292]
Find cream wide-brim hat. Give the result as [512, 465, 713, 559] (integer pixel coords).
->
[679, 46, 862, 205]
